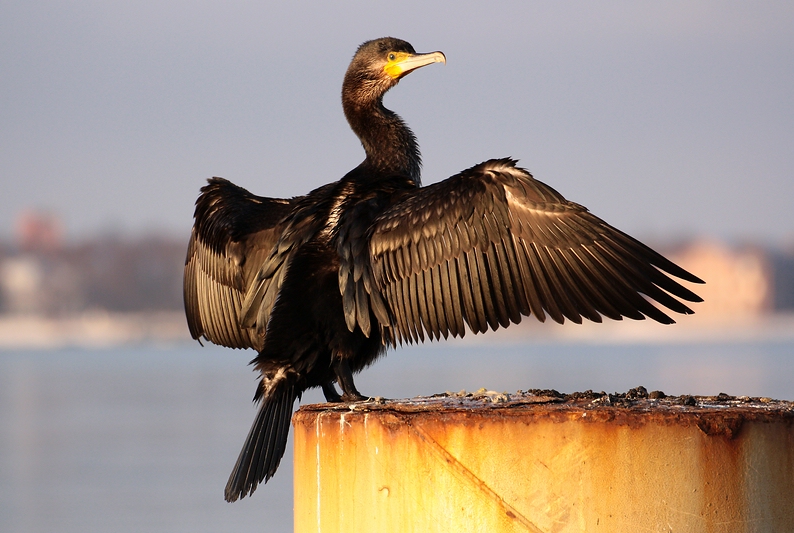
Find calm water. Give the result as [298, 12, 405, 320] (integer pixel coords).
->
[1, 338, 792, 532]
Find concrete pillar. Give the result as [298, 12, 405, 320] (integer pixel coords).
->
[293, 390, 794, 533]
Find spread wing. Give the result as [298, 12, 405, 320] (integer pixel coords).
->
[184, 178, 294, 351]
[368, 158, 704, 344]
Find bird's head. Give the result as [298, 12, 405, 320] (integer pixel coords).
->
[343, 37, 446, 105]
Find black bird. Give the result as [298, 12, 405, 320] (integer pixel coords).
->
[184, 37, 703, 502]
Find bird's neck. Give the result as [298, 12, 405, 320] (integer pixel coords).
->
[344, 97, 422, 184]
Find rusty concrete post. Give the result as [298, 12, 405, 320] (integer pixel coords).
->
[293, 390, 794, 533]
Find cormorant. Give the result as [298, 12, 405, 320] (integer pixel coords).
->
[184, 37, 703, 502]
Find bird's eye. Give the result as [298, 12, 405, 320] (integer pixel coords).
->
[388, 53, 396, 61]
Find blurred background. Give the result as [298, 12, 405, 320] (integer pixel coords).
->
[1, 1, 792, 532]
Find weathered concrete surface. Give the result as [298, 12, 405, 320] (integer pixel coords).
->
[293, 390, 794, 533]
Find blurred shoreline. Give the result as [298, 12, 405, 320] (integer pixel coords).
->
[1, 311, 792, 350]
[3, 229, 794, 350]
[0, 311, 190, 350]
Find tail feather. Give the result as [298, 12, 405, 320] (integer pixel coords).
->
[225, 382, 297, 502]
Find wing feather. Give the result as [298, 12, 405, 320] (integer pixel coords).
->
[525, 242, 566, 324]
[445, 258, 465, 337]
[466, 250, 489, 333]
[184, 178, 293, 351]
[430, 264, 449, 339]
[511, 235, 546, 322]
[455, 255, 479, 335]
[367, 159, 703, 341]
[407, 273, 424, 342]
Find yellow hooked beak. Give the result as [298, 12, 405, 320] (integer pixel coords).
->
[384, 50, 446, 79]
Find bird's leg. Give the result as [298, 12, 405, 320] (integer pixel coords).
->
[321, 382, 343, 403]
[334, 359, 367, 402]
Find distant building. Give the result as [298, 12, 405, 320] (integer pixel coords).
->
[0, 235, 184, 316]
[0, 254, 84, 316]
[15, 210, 64, 252]
[768, 249, 794, 311]
[667, 240, 772, 319]
[0, 232, 793, 321]
[0, 257, 44, 314]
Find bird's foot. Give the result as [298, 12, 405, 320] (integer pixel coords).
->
[322, 382, 343, 403]
[340, 392, 369, 403]
[333, 360, 370, 403]
[321, 382, 370, 403]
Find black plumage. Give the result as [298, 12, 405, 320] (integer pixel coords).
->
[183, 37, 703, 502]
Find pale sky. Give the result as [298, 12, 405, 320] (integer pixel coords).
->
[2, 1, 793, 245]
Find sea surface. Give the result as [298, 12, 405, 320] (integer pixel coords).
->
[1, 336, 793, 533]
